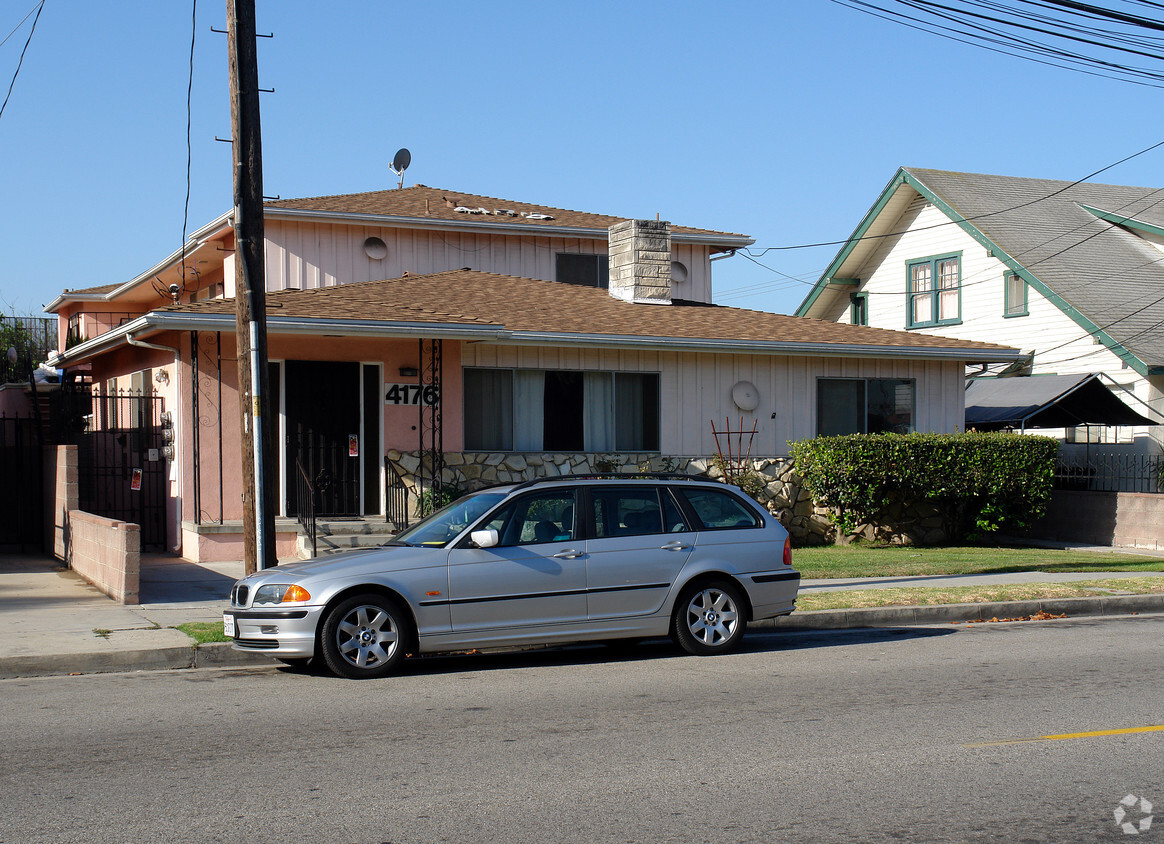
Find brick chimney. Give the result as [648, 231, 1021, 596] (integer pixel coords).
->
[608, 219, 671, 305]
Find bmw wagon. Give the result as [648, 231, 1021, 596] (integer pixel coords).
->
[224, 475, 800, 678]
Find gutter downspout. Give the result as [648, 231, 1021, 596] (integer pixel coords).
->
[128, 333, 183, 555]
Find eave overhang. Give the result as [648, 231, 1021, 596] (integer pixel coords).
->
[262, 207, 755, 252]
[495, 330, 1020, 363]
[43, 212, 234, 313]
[49, 312, 508, 368]
[49, 309, 1021, 370]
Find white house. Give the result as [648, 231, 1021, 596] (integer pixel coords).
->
[796, 167, 1164, 454]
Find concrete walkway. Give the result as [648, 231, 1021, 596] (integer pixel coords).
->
[0, 552, 266, 678]
[1, 548, 1162, 679]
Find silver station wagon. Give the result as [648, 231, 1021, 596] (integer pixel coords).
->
[225, 476, 800, 678]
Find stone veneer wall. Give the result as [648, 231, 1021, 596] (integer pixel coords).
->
[385, 451, 943, 546]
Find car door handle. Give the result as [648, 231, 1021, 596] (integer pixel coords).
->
[552, 549, 583, 559]
[660, 541, 691, 551]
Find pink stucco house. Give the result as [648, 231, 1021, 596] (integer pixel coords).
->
[46, 185, 1018, 561]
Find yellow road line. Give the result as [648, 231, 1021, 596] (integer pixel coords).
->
[965, 724, 1164, 748]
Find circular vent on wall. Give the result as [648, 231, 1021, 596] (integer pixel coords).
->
[364, 236, 388, 260]
[671, 260, 688, 283]
[731, 380, 760, 411]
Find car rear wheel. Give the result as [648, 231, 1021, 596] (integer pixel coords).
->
[671, 580, 747, 656]
[320, 593, 412, 679]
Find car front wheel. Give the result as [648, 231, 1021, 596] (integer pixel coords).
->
[671, 580, 747, 656]
[320, 593, 412, 679]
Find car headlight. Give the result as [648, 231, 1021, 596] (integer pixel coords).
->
[252, 584, 312, 605]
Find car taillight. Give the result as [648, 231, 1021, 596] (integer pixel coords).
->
[783, 536, 792, 568]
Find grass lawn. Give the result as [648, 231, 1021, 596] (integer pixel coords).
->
[174, 622, 230, 644]
[797, 576, 1164, 611]
[793, 543, 1164, 579]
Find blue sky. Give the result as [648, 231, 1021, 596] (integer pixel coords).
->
[2, 0, 1163, 324]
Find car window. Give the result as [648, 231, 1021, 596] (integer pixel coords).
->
[392, 491, 508, 547]
[487, 491, 577, 547]
[661, 489, 691, 532]
[678, 488, 761, 530]
[593, 488, 665, 538]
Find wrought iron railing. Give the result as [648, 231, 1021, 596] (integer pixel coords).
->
[1, 315, 56, 384]
[1054, 454, 1164, 493]
[385, 458, 410, 531]
[295, 455, 318, 557]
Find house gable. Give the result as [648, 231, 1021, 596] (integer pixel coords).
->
[797, 168, 1159, 377]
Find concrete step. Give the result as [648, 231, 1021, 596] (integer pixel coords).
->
[296, 517, 405, 558]
[315, 518, 400, 536]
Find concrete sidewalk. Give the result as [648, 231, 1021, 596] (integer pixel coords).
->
[1, 549, 1162, 679]
[0, 552, 269, 679]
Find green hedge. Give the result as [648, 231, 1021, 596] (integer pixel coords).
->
[789, 432, 1059, 541]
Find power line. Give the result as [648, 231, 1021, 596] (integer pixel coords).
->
[0, 2, 41, 50]
[832, 0, 1164, 86]
[0, 1, 43, 125]
[742, 136, 1164, 259]
[179, 0, 197, 294]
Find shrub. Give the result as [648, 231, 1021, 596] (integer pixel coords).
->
[789, 432, 1058, 541]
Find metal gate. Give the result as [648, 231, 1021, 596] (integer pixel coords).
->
[71, 392, 169, 550]
[0, 415, 43, 551]
[284, 361, 361, 517]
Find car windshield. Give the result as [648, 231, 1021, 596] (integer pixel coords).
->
[389, 491, 508, 548]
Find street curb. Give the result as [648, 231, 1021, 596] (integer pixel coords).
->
[0, 640, 274, 680]
[3, 594, 1162, 679]
[762, 593, 1164, 630]
[193, 641, 279, 669]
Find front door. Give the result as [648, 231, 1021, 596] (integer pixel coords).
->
[285, 361, 361, 517]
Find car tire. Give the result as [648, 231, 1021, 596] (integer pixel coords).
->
[671, 579, 747, 656]
[320, 593, 412, 679]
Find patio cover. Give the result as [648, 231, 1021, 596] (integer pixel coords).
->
[965, 374, 1155, 431]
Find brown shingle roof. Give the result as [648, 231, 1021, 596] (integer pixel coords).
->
[160, 271, 1014, 355]
[265, 185, 746, 240]
[61, 282, 121, 296]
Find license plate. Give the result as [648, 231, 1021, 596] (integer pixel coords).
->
[223, 612, 235, 638]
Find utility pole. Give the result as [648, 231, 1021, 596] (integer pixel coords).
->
[227, 0, 276, 573]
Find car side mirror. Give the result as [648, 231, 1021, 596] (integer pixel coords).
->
[471, 528, 499, 549]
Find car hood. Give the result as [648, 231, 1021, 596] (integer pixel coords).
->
[252, 545, 444, 583]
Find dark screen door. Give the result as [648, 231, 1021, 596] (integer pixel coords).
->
[285, 361, 361, 516]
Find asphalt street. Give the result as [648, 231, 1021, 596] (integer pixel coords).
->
[1, 615, 1161, 843]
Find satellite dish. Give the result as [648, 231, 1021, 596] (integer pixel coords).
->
[390, 148, 411, 188]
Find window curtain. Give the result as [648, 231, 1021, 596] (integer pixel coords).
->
[614, 373, 644, 450]
[583, 372, 614, 451]
[464, 369, 513, 450]
[514, 370, 545, 451]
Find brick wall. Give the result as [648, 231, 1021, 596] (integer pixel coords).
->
[44, 444, 78, 559]
[1028, 490, 1164, 550]
[67, 510, 140, 604]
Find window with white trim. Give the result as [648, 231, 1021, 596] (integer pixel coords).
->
[906, 254, 960, 328]
[464, 368, 659, 452]
[817, 378, 915, 436]
[1004, 271, 1028, 317]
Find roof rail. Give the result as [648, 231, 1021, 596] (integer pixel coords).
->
[507, 472, 707, 495]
